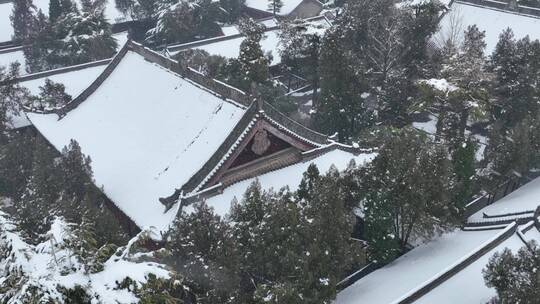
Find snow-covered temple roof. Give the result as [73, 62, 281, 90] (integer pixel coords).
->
[24, 40, 366, 234]
[336, 175, 540, 304]
[436, 1, 540, 53]
[167, 16, 332, 66]
[27, 43, 247, 231]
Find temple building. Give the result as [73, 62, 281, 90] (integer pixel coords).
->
[19, 40, 374, 237]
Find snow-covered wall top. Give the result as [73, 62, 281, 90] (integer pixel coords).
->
[436, 2, 540, 53]
[27, 51, 247, 232]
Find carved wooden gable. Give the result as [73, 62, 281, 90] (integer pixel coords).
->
[205, 118, 318, 188]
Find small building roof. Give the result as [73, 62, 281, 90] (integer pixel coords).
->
[167, 16, 332, 66]
[436, 1, 540, 53]
[335, 228, 503, 304]
[337, 174, 540, 304]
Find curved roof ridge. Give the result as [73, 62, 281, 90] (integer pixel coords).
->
[21, 41, 131, 117]
[261, 101, 329, 146]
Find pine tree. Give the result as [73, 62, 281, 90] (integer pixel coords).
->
[10, 0, 37, 42]
[49, 0, 62, 22]
[166, 201, 235, 303]
[236, 18, 270, 91]
[27, 79, 72, 111]
[483, 241, 540, 304]
[489, 29, 540, 131]
[361, 128, 456, 263]
[14, 136, 62, 242]
[25, 1, 117, 72]
[316, 25, 372, 142]
[267, 0, 283, 16]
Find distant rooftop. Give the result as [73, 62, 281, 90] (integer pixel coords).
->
[436, 1, 540, 53]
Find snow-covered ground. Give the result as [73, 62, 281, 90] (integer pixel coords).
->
[436, 2, 540, 53]
[469, 176, 540, 221]
[28, 50, 247, 232]
[205, 149, 376, 216]
[335, 228, 501, 304]
[0, 212, 171, 304]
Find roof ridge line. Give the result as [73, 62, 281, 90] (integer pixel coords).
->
[128, 41, 253, 108]
[22, 41, 131, 117]
[11, 58, 112, 85]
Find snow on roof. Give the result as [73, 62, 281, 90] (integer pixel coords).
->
[414, 229, 538, 304]
[204, 149, 376, 216]
[245, 0, 307, 16]
[335, 228, 502, 304]
[436, 2, 540, 53]
[6, 63, 107, 129]
[179, 29, 283, 66]
[170, 17, 331, 66]
[469, 176, 540, 221]
[0, 47, 26, 73]
[27, 50, 247, 232]
[19, 65, 106, 96]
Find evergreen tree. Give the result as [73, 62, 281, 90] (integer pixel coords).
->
[10, 0, 37, 42]
[316, 25, 372, 142]
[236, 18, 271, 91]
[24, 0, 117, 72]
[483, 242, 540, 304]
[489, 29, 540, 131]
[267, 0, 283, 16]
[146, 0, 222, 46]
[485, 115, 540, 185]
[166, 201, 235, 303]
[279, 19, 322, 101]
[49, 0, 62, 22]
[0, 63, 28, 135]
[14, 136, 62, 242]
[451, 137, 477, 211]
[361, 127, 456, 263]
[27, 78, 72, 111]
